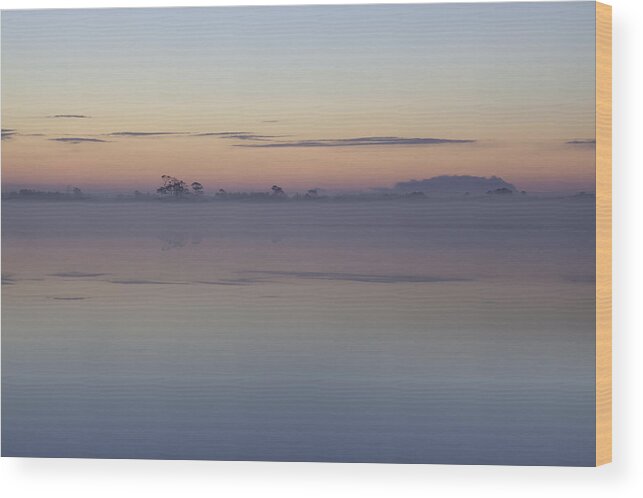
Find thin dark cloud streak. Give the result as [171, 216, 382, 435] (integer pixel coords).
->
[235, 136, 476, 148]
[108, 131, 188, 137]
[245, 270, 470, 284]
[193, 131, 281, 141]
[566, 139, 596, 145]
[49, 114, 91, 119]
[49, 137, 109, 144]
[192, 131, 250, 136]
[106, 131, 279, 140]
[2, 129, 17, 141]
[39, 130, 278, 142]
[110, 279, 188, 285]
[50, 271, 109, 278]
[2, 273, 16, 285]
[36, 130, 473, 148]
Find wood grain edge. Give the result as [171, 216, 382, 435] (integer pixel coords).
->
[595, 1, 612, 467]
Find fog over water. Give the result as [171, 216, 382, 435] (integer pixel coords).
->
[2, 196, 595, 465]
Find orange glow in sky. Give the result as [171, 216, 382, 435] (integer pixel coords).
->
[1, 4, 596, 193]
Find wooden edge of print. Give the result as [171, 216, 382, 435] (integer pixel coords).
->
[595, 1, 612, 467]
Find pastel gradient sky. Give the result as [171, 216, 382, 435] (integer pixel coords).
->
[1, 2, 596, 193]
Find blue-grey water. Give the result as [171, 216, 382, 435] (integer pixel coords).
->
[1, 197, 595, 465]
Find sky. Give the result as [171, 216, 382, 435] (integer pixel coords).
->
[1, 2, 596, 193]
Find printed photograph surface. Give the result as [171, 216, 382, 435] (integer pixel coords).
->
[1, 2, 597, 465]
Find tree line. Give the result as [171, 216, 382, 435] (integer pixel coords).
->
[156, 175, 307, 199]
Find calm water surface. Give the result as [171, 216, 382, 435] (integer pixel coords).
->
[2, 197, 595, 465]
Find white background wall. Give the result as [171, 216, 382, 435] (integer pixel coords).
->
[0, 0, 640, 496]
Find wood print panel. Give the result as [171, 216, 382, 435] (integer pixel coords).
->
[595, 1, 612, 467]
[1, 2, 609, 466]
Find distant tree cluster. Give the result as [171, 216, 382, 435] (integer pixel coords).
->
[3, 187, 84, 201]
[191, 182, 204, 195]
[11, 175, 592, 204]
[394, 175, 518, 194]
[271, 185, 286, 197]
[156, 176, 294, 201]
[157, 175, 191, 198]
[486, 187, 513, 195]
[155, 176, 208, 199]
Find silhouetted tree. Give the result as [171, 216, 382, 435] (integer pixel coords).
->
[487, 187, 513, 195]
[271, 185, 286, 197]
[305, 188, 319, 198]
[191, 182, 204, 196]
[157, 175, 189, 198]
